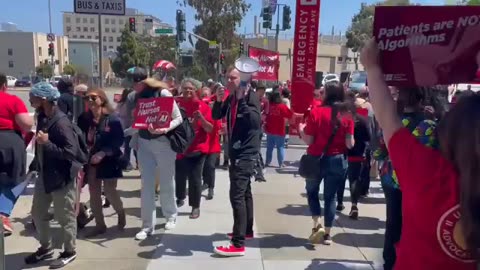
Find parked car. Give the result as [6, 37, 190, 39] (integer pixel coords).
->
[7, 76, 17, 87]
[15, 77, 32, 87]
[347, 71, 367, 91]
[322, 73, 339, 85]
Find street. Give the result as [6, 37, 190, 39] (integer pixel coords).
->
[4, 145, 386, 270]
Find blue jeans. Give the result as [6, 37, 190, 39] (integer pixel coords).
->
[305, 154, 347, 228]
[265, 134, 286, 166]
[0, 180, 29, 216]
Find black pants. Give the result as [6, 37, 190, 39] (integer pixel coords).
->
[359, 149, 371, 195]
[175, 154, 206, 208]
[382, 184, 402, 270]
[337, 161, 362, 206]
[254, 133, 265, 180]
[229, 158, 255, 248]
[202, 153, 218, 189]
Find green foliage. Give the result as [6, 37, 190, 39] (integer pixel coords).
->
[178, 0, 250, 79]
[111, 27, 149, 78]
[468, 0, 480, 5]
[63, 64, 76, 76]
[345, 0, 411, 53]
[36, 63, 53, 78]
[137, 35, 177, 73]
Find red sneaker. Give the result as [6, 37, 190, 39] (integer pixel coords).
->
[213, 244, 245, 257]
[226, 232, 254, 239]
[1, 215, 13, 236]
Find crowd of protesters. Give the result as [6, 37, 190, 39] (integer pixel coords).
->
[0, 45, 479, 270]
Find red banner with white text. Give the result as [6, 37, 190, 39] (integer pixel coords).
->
[248, 46, 280, 81]
[290, 0, 321, 114]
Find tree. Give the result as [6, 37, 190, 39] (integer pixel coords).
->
[178, 0, 250, 79]
[111, 27, 149, 78]
[468, 0, 480, 4]
[63, 64, 76, 76]
[137, 35, 177, 73]
[36, 63, 53, 78]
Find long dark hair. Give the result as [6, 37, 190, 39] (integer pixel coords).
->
[268, 89, 283, 104]
[437, 93, 480, 260]
[323, 81, 346, 107]
[119, 88, 132, 104]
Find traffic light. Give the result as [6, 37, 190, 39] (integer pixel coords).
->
[176, 10, 186, 42]
[282, 6, 292, 30]
[262, 6, 272, 29]
[129, 17, 136, 32]
[239, 42, 244, 56]
[220, 53, 225, 65]
[48, 43, 55, 56]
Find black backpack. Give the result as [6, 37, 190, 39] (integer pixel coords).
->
[166, 107, 195, 153]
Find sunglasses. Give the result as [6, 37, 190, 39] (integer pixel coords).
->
[84, 95, 99, 102]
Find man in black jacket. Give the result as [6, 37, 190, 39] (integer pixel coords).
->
[25, 82, 79, 269]
[212, 66, 261, 257]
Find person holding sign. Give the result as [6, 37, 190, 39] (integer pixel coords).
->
[361, 39, 479, 270]
[175, 78, 214, 219]
[132, 78, 183, 241]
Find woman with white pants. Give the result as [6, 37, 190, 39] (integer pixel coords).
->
[131, 78, 183, 240]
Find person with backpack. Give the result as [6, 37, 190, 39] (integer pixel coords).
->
[25, 82, 81, 269]
[57, 78, 75, 122]
[132, 78, 184, 240]
[77, 88, 126, 237]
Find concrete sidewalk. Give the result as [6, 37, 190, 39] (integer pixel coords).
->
[4, 149, 386, 270]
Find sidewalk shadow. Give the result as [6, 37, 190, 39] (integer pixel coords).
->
[299, 192, 385, 205]
[336, 212, 386, 231]
[305, 259, 375, 270]
[331, 232, 384, 249]
[117, 189, 141, 198]
[277, 204, 311, 216]
[5, 252, 50, 270]
[123, 207, 190, 220]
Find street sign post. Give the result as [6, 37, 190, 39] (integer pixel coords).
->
[47, 33, 55, 42]
[209, 40, 217, 49]
[155, 28, 173, 34]
[74, 0, 126, 15]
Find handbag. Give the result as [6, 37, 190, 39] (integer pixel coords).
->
[298, 108, 340, 179]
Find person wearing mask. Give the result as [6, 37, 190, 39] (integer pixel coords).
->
[0, 73, 34, 236]
[298, 81, 354, 245]
[24, 82, 79, 268]
[336, 93, 371, 219]
[115, 88, 137, 171]
[362, 39, 479, 270]
[77, 89, 126, 237]
[175, 78, 214, 219]
[133, 78, 183, 240]
[212, 65, 262, 257]
[264, 90, 293, 168]
[57, 78, 75, 121]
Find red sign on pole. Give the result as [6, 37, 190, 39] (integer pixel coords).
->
[290, 0, 321, 114]
[248, 46, 280, 81]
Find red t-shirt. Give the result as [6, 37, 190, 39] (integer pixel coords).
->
[176, 98, 213, 158]
[209, 119, 222, 154]
[265, 103, 293, 136]
[304, 106, 354, 156]
[388, 128, 476, 270]
[0, 91, 28, 131]
[303, 98, 323, 119]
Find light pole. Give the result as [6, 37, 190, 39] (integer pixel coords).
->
[48, 0, 55, 76]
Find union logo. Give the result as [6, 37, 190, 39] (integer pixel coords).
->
[436, 205, 475, 263]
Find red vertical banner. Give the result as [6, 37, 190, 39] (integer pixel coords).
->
[290, 0, 321, 114]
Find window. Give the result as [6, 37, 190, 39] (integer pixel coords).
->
[90, 27, 95, 32]
[103, 46, 107, 51]
[66, 26, 72, 32]
[65, 61, 68, 65]
[65, 49, 67, 56]
[66, 17, 71, 23]
[83, 18, 87, 23]
[111, 28, 116, 33]
[95, 35, 99, 39]
[76, 18, 81, 23]
[76, 27, 81, 32]
[337, 57, 343, 62]
[116, 37, 121, 42]
[83, 27, 88, 32]
[112, 19, 116, 24]
[105, 18, 110, 24]
[117, 46, 120, 51]
[39, 46, 42, 56]
[90, 18, 95, 24]
[109, 36, 113, 42]
[87, 35, 92, 39]
[8, 61, 14, 68]
[103, 36, 107, 42]
[105, 28, 110, 33]
[72, 35, 78, 38]
[73, 49, 76, 54]
[7, 48, 13, 56]
[80, 35, 85, 38]
[119, 19, 124, 25]
[44, 59, 49, 64]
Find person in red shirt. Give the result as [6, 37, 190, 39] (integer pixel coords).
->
[303, 87, 324, 120]
[299, 81, 354, 245]
[211, 83, 231, 169]
[0, 73, 34, 236]
[175, 78, 214, 219]
[361, 39, 479, 270]
[264, 89, 293, 168]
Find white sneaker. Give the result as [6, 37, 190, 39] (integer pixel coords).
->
[135, 228, 153, 240]
[165, 219, 176, 230]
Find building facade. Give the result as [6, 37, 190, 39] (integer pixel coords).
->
[244, 35, 364, 82]
[69, 39, 99, 78]
[0, 32, 69, 78]
[63, 8, 173, 54]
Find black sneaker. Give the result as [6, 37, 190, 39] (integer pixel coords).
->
[176, 199, 185, 208]
[49, 251, 77, 269]
[336, 204, 345, 212]
[25, 247, 54, 265]
[206, 188, 214, 200]
[323, 234, 332, 245]
[349, 206, 359, 220]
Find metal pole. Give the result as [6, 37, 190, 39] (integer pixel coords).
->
[48, 0, 55, 75]
[218, 43, 223, 82]
[0, 216, 5, 270]
[98, 13, 103, 88]
[275, 4, 281, 52]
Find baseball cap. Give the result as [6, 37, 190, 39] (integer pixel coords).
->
[127, 67, 148, 83]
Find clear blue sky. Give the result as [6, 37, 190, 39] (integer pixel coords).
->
[3, 0, 444, 37]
